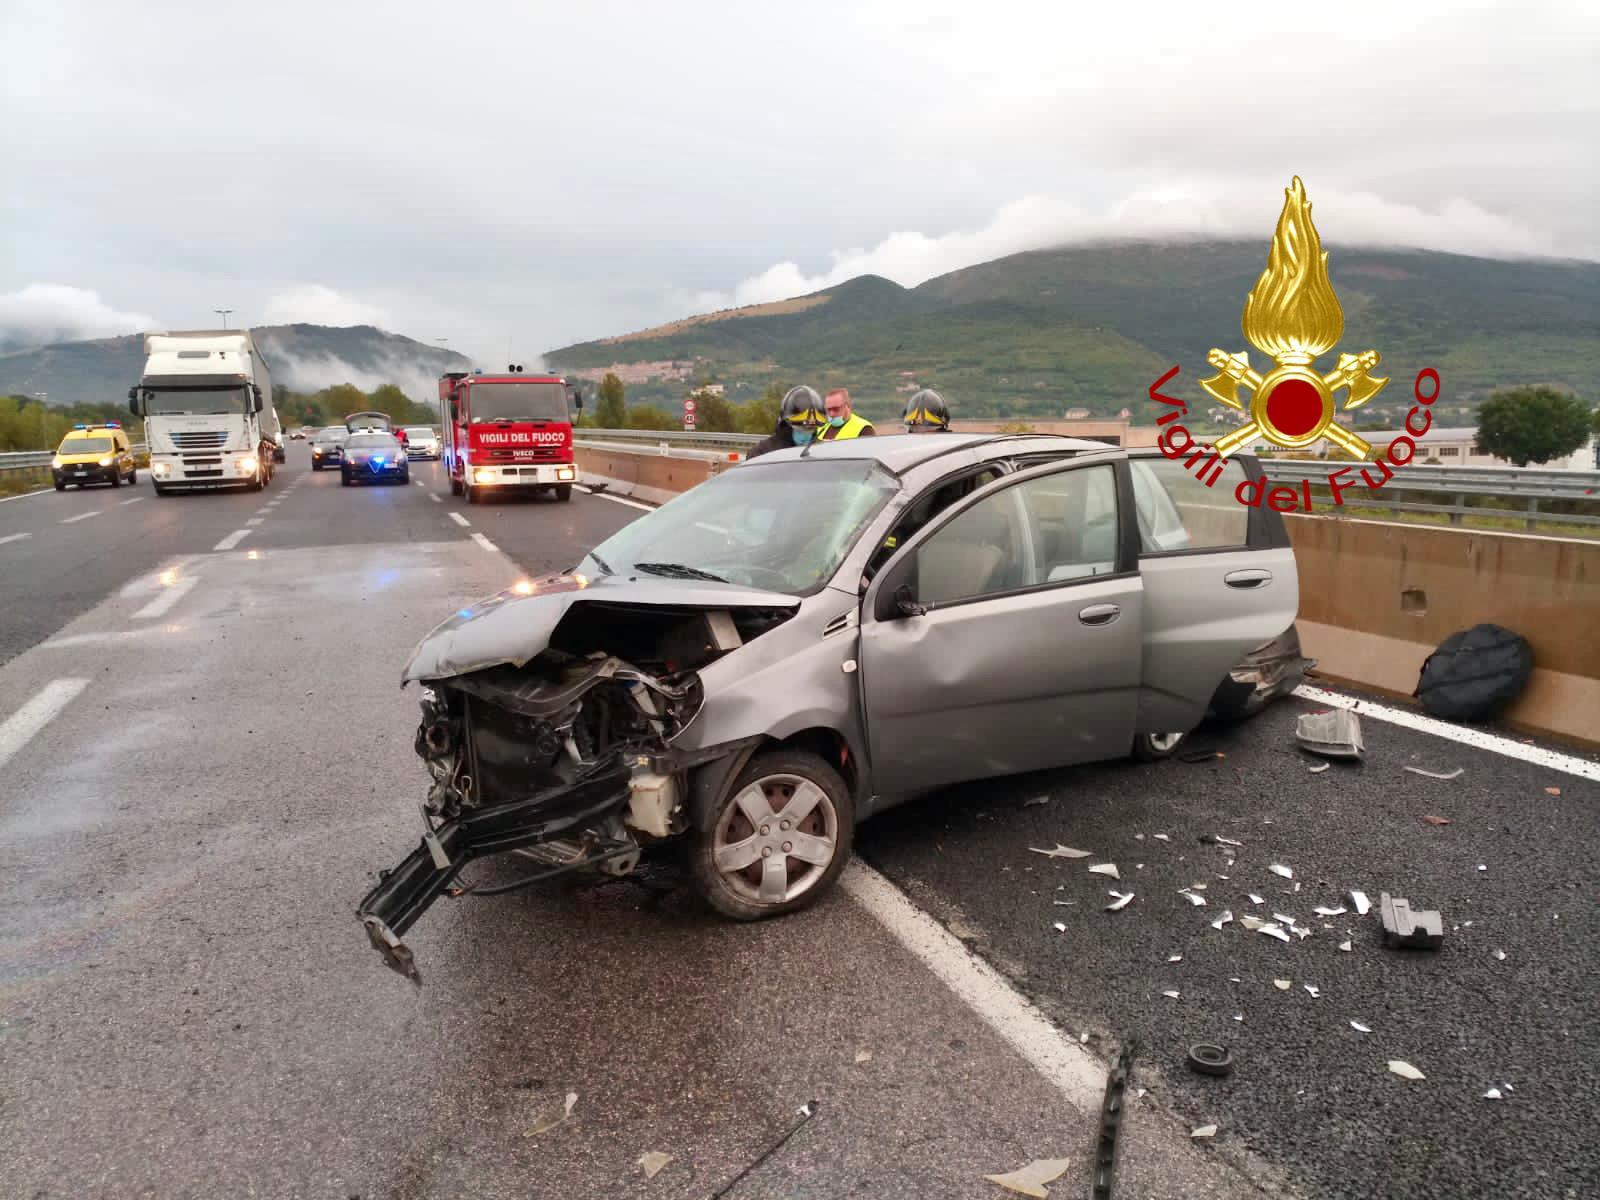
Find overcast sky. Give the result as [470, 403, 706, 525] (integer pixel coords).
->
[2, 0, 1595, 367]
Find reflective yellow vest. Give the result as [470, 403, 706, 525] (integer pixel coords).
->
[817, 413, 874, 440]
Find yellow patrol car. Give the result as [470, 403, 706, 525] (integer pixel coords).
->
[52, 423, 137, 490]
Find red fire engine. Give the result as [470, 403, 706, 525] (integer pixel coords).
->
[439, 367, 583, 504]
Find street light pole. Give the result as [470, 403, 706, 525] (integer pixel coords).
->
[33, 392, 47, 450]
[214, 308, 233, 329]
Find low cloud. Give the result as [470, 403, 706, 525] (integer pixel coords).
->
[707, 181, 1566, 310]
[0, 284, 160, 351]
[262, 285, 391, 329]
[269, 349, 455, 406]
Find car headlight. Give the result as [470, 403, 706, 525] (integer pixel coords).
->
[474, 468, 495, 484]
[52, 456, 63, 469]
[239, 455, 259, 473]
[312, 447, 322, 456]
[98, 455, 114, 467]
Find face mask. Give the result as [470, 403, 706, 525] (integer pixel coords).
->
[792, 429, 814, 445]
[828, 415, 845, 427]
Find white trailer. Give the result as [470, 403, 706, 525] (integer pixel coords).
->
[129, 330, 281, 494]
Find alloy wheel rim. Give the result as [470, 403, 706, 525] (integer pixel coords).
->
[1149, 731, 1185, 752]
[712, 772, 838, 905]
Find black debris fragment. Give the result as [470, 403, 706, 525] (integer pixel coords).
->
[1187, 1043, 1235, 1078]
[1414, 623, 1533, 721]
[1379, 892, 1444, 950]
[1090, 1040, 1136, 1200]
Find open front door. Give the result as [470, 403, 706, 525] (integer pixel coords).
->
[858, 454, 1143, 797]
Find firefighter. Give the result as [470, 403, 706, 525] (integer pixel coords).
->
[815, 388, 875, 440]
[749, 385, 826, 458]
[903, 388, 952, 432]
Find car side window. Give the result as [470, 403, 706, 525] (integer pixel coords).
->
[1129, 458, 1249, 553]
[864, 465, 1005, 581]
[1016, 465, 1121, 583]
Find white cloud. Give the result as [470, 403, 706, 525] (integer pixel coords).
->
[708, 181, 1563, 310]
[268, 350, 473, 407]
[0, 284, 159, 351]
[261, 285, 391, 329]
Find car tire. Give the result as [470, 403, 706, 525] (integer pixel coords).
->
[555, 483, 572, 502]
[128, 468, 137, 485]
[398, 470, 409, 485]
[1131, 730, 1188, 762]
[466, 480, 481, 504]
[110, 470, 121, 488]
[54, 480, 65, 491]
[449, 474, 462, 496]
[341, 472, 352, 487]
[691, 748, 854, 922]
[312, 461, 321, 471]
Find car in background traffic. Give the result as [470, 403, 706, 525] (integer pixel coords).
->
[52, 423, 137, 490]
[341, 432, 409, 487]
[358, 432, 1310, 980]
[401, 426, 440, 459]
[310, 427, 348, 470]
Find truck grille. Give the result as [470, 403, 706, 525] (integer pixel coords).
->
[170, 431, 229, 450]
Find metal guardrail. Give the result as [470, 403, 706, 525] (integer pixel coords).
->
[1, 445, 150, 472]
[574, 428, 1600, 532]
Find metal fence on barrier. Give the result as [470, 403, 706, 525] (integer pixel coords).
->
[1, 445, 150, 471]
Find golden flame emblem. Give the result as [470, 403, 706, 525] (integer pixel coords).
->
[1205, 177, 1388, 458]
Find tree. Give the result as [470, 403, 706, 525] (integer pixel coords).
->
[595, 373, 627, 429]
[1473, 386, 1591, 467]
[689, 387, 737, 433]
[626, 405, 678, 431]
[997, 420, 1036, 434]
[736, 382, 785, 435]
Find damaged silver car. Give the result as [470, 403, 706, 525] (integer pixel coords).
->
[359, 434, 1309, 981]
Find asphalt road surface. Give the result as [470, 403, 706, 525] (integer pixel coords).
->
[1, 446, 1595, 1199]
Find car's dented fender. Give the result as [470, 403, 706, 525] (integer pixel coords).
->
[673, 586, 868, 823]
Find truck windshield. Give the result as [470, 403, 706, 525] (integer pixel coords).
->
[468, 383, 568, 423]
[144, 387, 249, 416]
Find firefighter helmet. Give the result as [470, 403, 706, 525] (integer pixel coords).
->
[903, 388, 950, 430]
[781, 386, 826, 430]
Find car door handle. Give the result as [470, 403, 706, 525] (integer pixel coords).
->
[1079, 603, 1121, 626]
[1224, 569, 1273, 589]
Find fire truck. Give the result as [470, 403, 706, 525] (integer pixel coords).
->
[439, 367, 583, 504]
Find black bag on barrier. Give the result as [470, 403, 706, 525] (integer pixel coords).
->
[1414, 623, 1534, 722]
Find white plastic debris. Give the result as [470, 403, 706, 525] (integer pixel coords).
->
[1273, 913, 1298, 928]
[1339, 940, 1352, 952]
[1297, 708, 1365, 758]
[855, 1049, 872, 1063]
[1168, 954, 1183, 963]
[1493, 949, 1507, 961]
[1052, 900, 1076, 907]
[1350, 1021, 1371, 1033]
[1105, 891, 1134, 912]
[1248, 893, 1264, 905]
[1190, 883, 1209, 890]
[1023, 795, 1051, 807]
[1274, 979, 1292, 990]
[1240, 915, 1268, 931]
[1162, 990, 1181, 999]
[1477, 864, 1487, 872]
[1404, 765, 1464, 779]
[1191, 1124, 1218, 1139]
[639, 1151, 674, 1179]
[1179, 890, 1207, 907]
[1153, 833, 1170, 841]
[1088, 863, 1121, 879]
[983, 1158, 1073, 1198]
[1314, 906, 1347, 917]
[1308, 762, 1331, 774]
[1303, 984, 1320, 998]
[1259, 924, 1292, 942]
[1270, 864, 1295, 879]
[1080, 1032, 1090, 1044]
[1483, 1088, 1503, 1101]
[524, 1091, 579, 1137]
[1213, 835, 1243, 847]
[1349, 891, 1372, 915]
[1211, 910, 1234, 930]
[1135, 834, 1145, 841]
[1232, 1013, 1243, 1022]
[1053, 922, 1067, 932]
[1293, 882, 1302, 893]
[1388, 1061, 1425, 1081]
[1029, 844, 1092, 859]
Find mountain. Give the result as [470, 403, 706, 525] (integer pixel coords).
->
[0, 324, 471, 406]
[546, 242, 1600, 424]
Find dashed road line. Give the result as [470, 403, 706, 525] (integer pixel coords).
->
[0, 532, 31, 547]
[428, 494, 441, 503]
[60, 510, 102, 525]
[120, 497, 144, 506]
[213, 529, 251, 552]
[470, 532, 499, 553]
[448, 512, 470, 527]
[255, 506, 273, 515]
[0, 679, 89, 772]
[1294, 684, 1600, 781]
[840, 862, 1104, 1109]
[133, 576, 199, 619]
[246, 518, 264, 526]
[575, 483, 653, 512]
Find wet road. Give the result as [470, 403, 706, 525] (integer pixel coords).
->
[1, 447, 1595, 1198]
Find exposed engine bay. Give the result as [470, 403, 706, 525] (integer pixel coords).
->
[358, 599, 794, 983]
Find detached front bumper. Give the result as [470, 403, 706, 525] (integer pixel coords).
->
[357, 760, 632, 984]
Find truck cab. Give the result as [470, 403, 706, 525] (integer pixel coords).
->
[439, 368, 583, 504]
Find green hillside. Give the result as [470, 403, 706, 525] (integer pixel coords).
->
[0, 324, 470, 408]
[546, 241, 1600, 425]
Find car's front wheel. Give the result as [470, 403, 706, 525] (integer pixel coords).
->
[1131, 730, 1188, 762]
[691, 749, 854, 921]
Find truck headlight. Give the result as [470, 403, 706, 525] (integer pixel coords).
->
[557, 466, 575, 480]
[239, 455, 259, 473]
[474, 468, 495, 484]
[153, 462, 171, 477]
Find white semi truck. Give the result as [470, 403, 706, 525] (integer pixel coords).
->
[128, 330, 281, 495]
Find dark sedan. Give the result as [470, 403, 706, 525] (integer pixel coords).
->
[310, 428, 348, 470]
[341, 432, 410, 487]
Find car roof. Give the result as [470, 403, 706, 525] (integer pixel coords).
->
[745, 431, 1121, 475]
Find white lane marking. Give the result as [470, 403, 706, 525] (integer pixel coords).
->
[841, 862, 1104, 1109]
[0, 488, 52, 504]
[1294, 685, 1600, 782]
[414, 481, 426, 488]
[254, 506, 273, 515]
[428, 494, 441, 504]
[132, 575, 199, 619]
[0, 679, 89, 772]
[120, 497, 144, 506]
[246, 518, 264, 527]
[213, 529, 250, 552]
[0, 532, 31, 547]
[575, 483, 653, 512]
[448, 512, 470, 527]
[470, 532, 499, 552]
[60, 510, 102, 525]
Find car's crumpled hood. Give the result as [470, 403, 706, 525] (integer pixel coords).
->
[401, 572, 801, 684]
